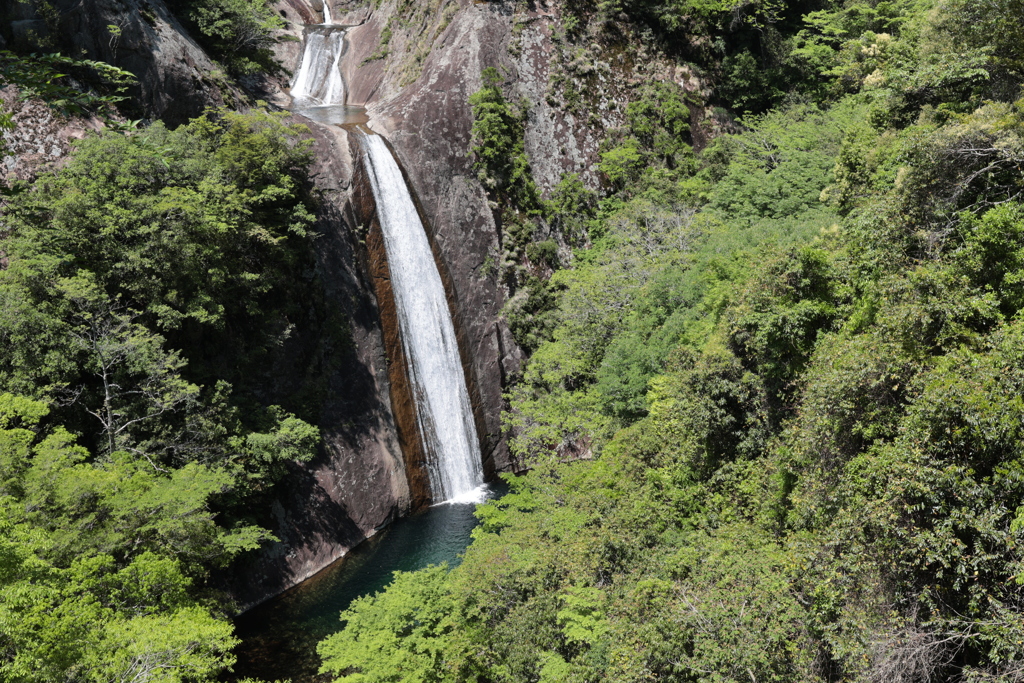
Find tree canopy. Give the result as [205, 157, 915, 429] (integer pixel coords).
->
[0, 107, 326, 682]
[320, 1, 1024, 681]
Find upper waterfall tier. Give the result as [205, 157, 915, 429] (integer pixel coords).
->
[322, 0, 333, 24]
[291, 27, 346, 105]
[359, 134, 485, 504]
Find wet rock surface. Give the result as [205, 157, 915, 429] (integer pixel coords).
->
[347, 134, 434, 510]
[227, 120, 414, 609]
[357, 2, 524, 474]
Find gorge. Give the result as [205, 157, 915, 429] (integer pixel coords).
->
[225, 11, 512, 673]
[222, 24, 499, 673]
[204, 0, 529, 608]
[3, 0, 1024, 680]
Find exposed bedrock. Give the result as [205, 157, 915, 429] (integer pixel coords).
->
[227, 120, 414, 609]
[0, 87, 105, 184]
[1, 1, 414, 607]
[345, 1, 527, 475]
[0, 0, 240, 125]
[265, 0, 527, 476]
[4, 0, 636, 604]
[347, 135, 434, 510]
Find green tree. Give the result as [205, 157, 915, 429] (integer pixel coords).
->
[469, 67, 538, 213]
[168, 0, 285, 76]
[318, 565, 471, 683]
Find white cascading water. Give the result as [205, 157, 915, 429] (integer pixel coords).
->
[322, 0, 333, 24]
[360, 134, 485, 504]
[291, 28, 346, 104]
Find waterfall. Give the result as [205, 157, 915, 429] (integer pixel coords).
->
[291, 27, 346, 104]
[360, 134, 485, 504]
[322, 0, 333, 24]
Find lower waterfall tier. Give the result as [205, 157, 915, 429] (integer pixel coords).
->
[359, 133, 485, 503]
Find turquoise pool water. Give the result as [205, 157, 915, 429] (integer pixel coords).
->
[227, 487, 499, 682]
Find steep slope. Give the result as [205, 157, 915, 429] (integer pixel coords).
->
[236, 0, 705, 599]
[1, 0, 417, 608]
[0, 0, 242, 123]
[225, 119, 417, 608]
[2, 0, 703, 607]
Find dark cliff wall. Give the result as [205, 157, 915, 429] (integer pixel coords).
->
[0, 0, 240, 124]
[226, 121, 414, 609]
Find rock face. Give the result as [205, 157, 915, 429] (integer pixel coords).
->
[228, 0, 534, 601]
[347, 134, 434, 510]
[5, 0, 675, 606]
[226, 0, 530, 604]
[0, 0, 241, 125]
[0, 87, 104, 183]
[510, 4, 610, 192]
[345, 1, 526, 474]
[227, 121, 414, 609]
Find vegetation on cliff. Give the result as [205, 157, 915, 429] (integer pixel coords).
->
[319, 0, 1024, 681]
[3, 0, 1024, 680]
[0, 50, 135, 165]
[166, 0, 286, 76]
[0, 108, 328, 682]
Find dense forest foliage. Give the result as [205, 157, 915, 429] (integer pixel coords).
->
[3, 0, 1024, 680]
[0, 87, 328, 677]
[317, 0, 1024, 681]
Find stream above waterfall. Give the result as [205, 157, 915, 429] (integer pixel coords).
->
[288, 17, 370, 126]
